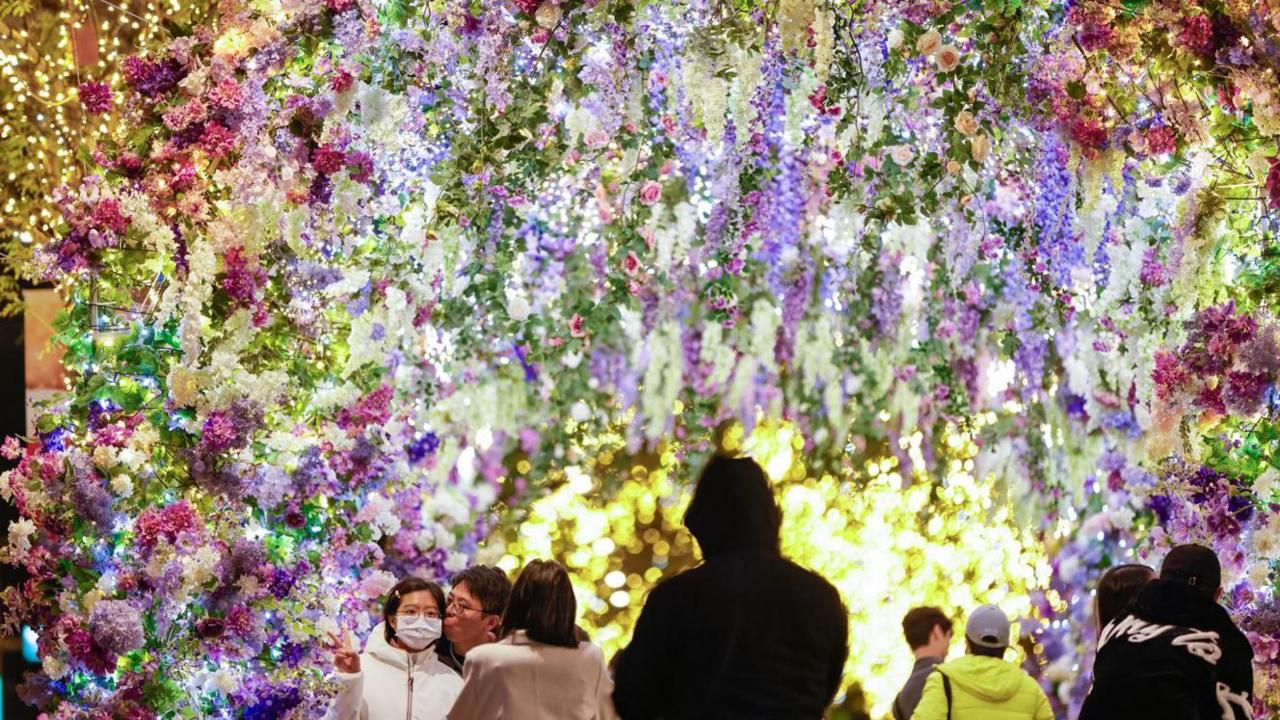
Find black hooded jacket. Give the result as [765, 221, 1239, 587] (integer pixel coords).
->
[1078, 579, 1255, 720]
[611, 457, 849, 720]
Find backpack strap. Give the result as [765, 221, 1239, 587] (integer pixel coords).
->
[939, 669, 953, 720]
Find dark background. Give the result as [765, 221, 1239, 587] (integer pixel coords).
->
[1, 311, 39, 719]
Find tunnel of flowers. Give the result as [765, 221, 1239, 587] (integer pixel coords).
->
[0, 0, 1279, 716]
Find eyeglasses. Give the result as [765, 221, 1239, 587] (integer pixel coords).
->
[445, 596, 497, 616]
[395, 608, 442, 620]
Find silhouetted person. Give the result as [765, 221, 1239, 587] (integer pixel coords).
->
[612, 455, 849, 719]
[1079, 544, 1255, 720]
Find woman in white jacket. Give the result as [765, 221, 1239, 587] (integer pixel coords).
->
[330, 578, 464, 720]
[448, 560, 618, 720]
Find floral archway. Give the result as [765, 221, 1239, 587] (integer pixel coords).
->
[1, 0, 1278, 716]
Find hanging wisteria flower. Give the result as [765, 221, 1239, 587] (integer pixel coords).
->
[6, 0, 1280, 715]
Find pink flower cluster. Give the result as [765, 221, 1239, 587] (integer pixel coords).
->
[221, 247, 269, 320]
[337, 384, 395, 429]
[134, 500, 200, 550]
[78, 82, 114, 114]
[1153, 303, 1279, 418]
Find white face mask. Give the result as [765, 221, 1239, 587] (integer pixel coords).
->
[394, 616, 442, 651]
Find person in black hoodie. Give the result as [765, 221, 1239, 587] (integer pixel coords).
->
[1079, 544, 1255, 720]
[611, 454, 849, 719]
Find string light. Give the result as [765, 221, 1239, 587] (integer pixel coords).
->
[0, 0, 199, 252]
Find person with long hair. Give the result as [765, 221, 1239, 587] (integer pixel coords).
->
[447, 560, 617, 720]
[329, 577, 464, 720]
[1093, 563, 1155, 636]
[1079, 545, 1255, 720]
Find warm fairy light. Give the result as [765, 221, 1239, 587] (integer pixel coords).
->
[0, 0, 193, 250]
[497, 420, 1049, 718]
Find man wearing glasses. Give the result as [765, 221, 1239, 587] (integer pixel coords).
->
[440, 565, 512, 673]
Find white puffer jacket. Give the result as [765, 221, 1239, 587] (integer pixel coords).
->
[330, 622, 464, 720]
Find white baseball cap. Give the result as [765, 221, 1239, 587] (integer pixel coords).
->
[965, 604, 1011, 649]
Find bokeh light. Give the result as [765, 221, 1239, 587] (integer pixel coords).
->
[497, 419, 1050, 718]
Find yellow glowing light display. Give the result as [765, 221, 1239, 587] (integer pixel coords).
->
[0, 0, 205, 269]
[497, 420, 1050, 719]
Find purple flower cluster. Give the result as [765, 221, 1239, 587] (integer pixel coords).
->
[89, 600, 145, 656]
[199, 401, 262, 454]
[71, 471, 115, 528]
[407, 432, 441, 463]
[122, 56, 184, 98]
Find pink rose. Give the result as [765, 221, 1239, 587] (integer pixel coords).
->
[623, 251, 640, 276]
[584, 128, 610, 148]
[570, 314, 586, 338]
[638, 180, 663, 206]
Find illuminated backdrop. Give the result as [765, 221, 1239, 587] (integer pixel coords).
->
[0, 0, 1277, 717]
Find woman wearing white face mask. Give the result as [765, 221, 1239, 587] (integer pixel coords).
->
[329, 578, 464, 720]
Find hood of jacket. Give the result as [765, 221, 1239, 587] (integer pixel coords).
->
[1132, 580, 1254, 657]
[938, 655, 1030, 703]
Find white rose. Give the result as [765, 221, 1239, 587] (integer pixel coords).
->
[535, 1, 561, 29]
[936, 44, 961, 72]
[506, 288, 532, 322]
[887, 28, 904, 50]
[954, 110, 979, 137]
[916, 29, 942, 56]
[570, 400, 592, 422]
[891, 145, 914, 166]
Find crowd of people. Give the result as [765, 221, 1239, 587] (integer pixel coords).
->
[327, 454, 1256, 720]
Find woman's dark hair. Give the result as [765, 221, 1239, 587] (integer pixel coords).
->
[1096, 564, 1155, 633]
[683, 455, 781, 558]
[902, 607, 953, 650]
[382, 577, 446, 645]
[500, 560, 578, 648]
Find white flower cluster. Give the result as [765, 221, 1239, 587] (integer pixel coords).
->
[640, 321, 684, 442]
[6, 517, 36, 562]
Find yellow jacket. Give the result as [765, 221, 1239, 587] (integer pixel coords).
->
[909, 655, 1053, 720]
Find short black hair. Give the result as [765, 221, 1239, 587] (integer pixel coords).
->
[902, 607, 953, 650]
[1096, 564, 1155, 631]
[968, 640, 1005, 658]
[500, 559, 578, 648]
[451, 565, 512, 616]
[383, 577, 445, 644]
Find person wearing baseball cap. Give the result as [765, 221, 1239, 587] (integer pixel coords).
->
[1079, 543, 1255, 720]
[908, 604, 1052, 720]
